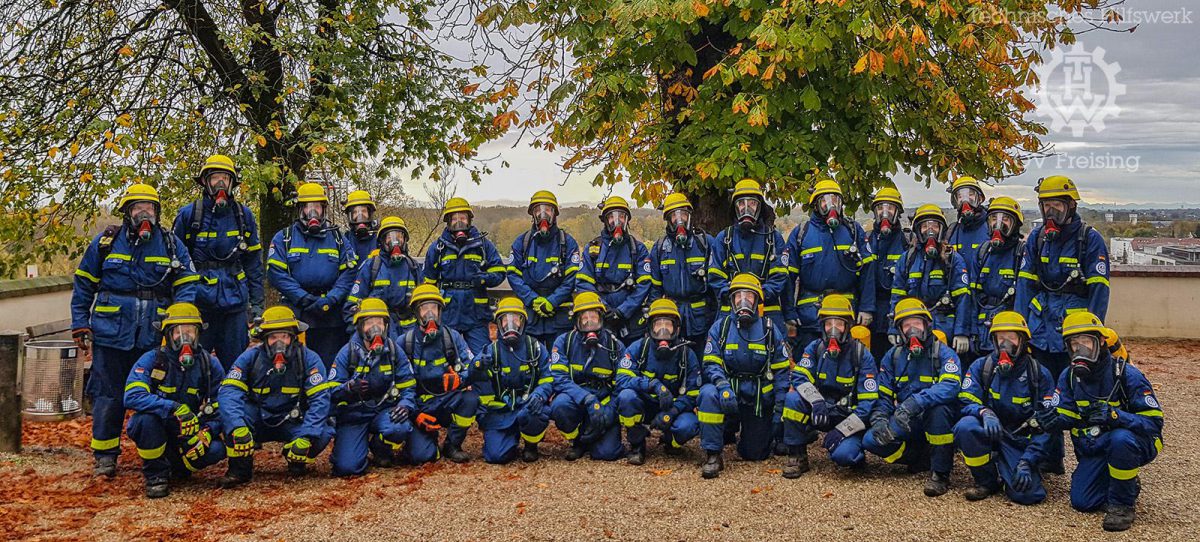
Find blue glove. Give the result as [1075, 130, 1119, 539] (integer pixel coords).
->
[1086, 402, 1117, 429]
[1012, 460, 1034, 492]
[525, 394, 546, 416]
[299, 294, 318, 311]
[715, 380, 738, 414]
[649, 379, 673, 412]
[651, 408, 678, 432]
[811, 400, 831, 428]
[872, 421, 898, 447]
[980, 408, 1003, 441]
[823, 428, 847, 451]
[890, 396, 922, 435]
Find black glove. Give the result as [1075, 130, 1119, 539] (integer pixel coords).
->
[651, 408, 678, 432]
[980, 408, 1003, 441]
[1032, 406, 1059, 432]
[873, 420, 898, 447]
[649, 379, 673, 412]
[299, 294, 318, 311]
[390, 404, 411, 424]
[525, 394, 547, 416]
[604, 311, 624, 330]
[823, 428, 847, 451]
[890, 397, 922, 435]
[811, 399, 831, 429]
[1012, 460, 1034, 492]
[344, 378, 370, 398]
[1086, 402, 1117, 429]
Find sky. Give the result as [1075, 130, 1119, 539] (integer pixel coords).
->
[400, 1, 1200, 211]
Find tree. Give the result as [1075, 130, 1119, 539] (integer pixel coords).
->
[0, 1, 505, 277]
[474, 0, 1132, 231]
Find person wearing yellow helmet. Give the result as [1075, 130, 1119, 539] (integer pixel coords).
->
[422, 196, 507, 355]
[649, 192, 717, 356]
[71, 183, 200, 477]
[174, 154, 265, 369]
[266, 182, 360, 369]
[889, 204, 974, 356]
[695, 274, 791, 479]
[953, 311, 1056, 505]
[217, 306, 335, 488]
[866, 185, 910, 359]
[970, 197, 1026, 357]
[614, 298, 703, 465]
[863, 297, 964, 497]
[707, 179, 789, 338]
[577, 195, 653, 345]
[548, 291, 627, 461]
[780, 295, 880, 478]
[468, 297, 554, 464]
[343, 190, 379, 259]
[343, 216, 423, 340]
[946, 177, 991, 285]
[508, 190, 582, 351]
[123, 302, 226, 498]
[325, 298, 419, 476]
[1032, 312, 1162, 532]
[784, 179, 878, 354]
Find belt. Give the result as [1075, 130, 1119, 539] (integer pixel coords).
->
[194, 260, 241, 272]
[442, 281, 478, 290]
[114, 289, 170, 301]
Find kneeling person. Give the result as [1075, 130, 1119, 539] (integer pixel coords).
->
[549, 292, 626, 461]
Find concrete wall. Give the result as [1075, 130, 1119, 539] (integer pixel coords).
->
[0, 276, 72, 335]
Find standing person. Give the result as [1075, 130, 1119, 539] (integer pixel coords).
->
[889, 204, 973, 357]
[970, 197, 1026, 355]
[343, 190, 379, 261]
[507, 191, 581, 350]
[71, 183, 199, 476]
[648, 193, 716, 357]
[706, 179, 789, 334]
[344, 216, 423, 339]
[575, 196, 652, 345]
[266, 182, 359, 368]
[173, 154, 264, 366]
[947, 177, 991, 284]
[866, 187, 909, 360]
[421, 197, 507, 355]
[548, 292, 626, 461]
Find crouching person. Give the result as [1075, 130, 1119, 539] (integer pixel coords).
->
[328, 298, 417, 476]
[124, 303, 225, 498]
[470, 297, 553, 464]
[217, 306, 335, 488]
[549, 292, 626, 461]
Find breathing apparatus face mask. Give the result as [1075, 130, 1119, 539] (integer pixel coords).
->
[605, 210, 629, 243]
[900, 317, 929, 356]
[1040, 198, 1072, 241]
[205, 172, 233, 210]
[359, 316, 388, 354]
[731, 289, 759, 326]
[299, 202, 326, 234]
[347, 205, 375, 239]
[169, 324, 200, 368]
[531, 203, 556, 237]
[650, 316, 679, 356]
[126, 202, 158, 242]
[952, 187, 984, 221]
[873, 202, 899, 236]
[576, 309, 604, 346]
[381, 230, 408, 263]
[668, 209, 692, 246]
[917, 219, 944, 258]
[446, 212, 471, 245]
[1066, 333, 1102, 380]
[265, 332, 294, 373]
[734, 196, 760, 231]
[498, 313, 525, 347]
[822, 318, 848, 357]
[418, 301, 442, 338]
[987, 211, 1018, 247]
[992, 330, 1023, 374]
[815, 193, 843, 228]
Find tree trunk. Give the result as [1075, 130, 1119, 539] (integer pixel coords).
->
[689, 184, 732, 235]
[255, 146, 309, 305]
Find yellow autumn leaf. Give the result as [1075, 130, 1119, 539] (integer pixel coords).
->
[853, 54, 869, 74]
[48, 147, 58, 158]
[115, 113, 132, 127]
[70, 142, 80, 156]
[80, 172, 94, 183]
[312, 143, 328, 155]
[118, 45, 133, 56]
[692, 0, 709, 18]
[256, 135, 267, 147]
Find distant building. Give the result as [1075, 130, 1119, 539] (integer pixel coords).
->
[1130, 212, 1139, 225]
[1111, 237, 1200, 265]
[1104, 212, 1114, 223]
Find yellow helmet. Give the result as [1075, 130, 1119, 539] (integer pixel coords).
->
[353, 298, 391, 326]
[1101, 327, 1128, 362]
[647, 298, 681, 321]
[599, 196, 631, 217]
[809, 180, 843, 205]
[893, 297, 932, 323]
[872, 187, 903, 208]
[987, 196, 1024, 226]
[1061, 311, 1104, 338]
[728, 273, 764, 301]
[989, 311, 1030, 338]
[571, 291, 606, 316]
[343, 190, 376, 212]
[818, 294, 855, 321]
[661, 193, 692, 218]
[160, 302, 203, 331]
[1036, 175, 1080, 201]
[199, 154, 238, 185]
[255, 306, 307, 336]
[296, 182, 328, 204]
[912, 204, 947, 228]
[495, 297, 528, 321]
[409, 284, 445, 309]
[950, 176, 983, 193]
[932, 330, 949, 345]
[851, 325, 871, 349]
[117, 183, 161, 212]
[732, 179, 764, 200]
[529, 191, 559, 215]
[377, 216, 408, 237]
[442, 197, 473, 221]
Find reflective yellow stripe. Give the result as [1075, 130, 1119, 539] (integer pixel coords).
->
[559, 426, 579, 440]
[268, 259, 288, 270]
[702, 355, 724, 366]
[1019, 271, 1039, 281]
[883, 442, 906, 463]
[75, 269, 100, 283]
[94, 305, 121, 314]
[576, 273, 595, 284]
[395, 379, 416, 389]
[707, 267, 728, 279]
[801, 247, 823, 256]
[619, 414, 643, 427]
[106, 253, 132, 261]
[782, 407, 809, 423]
[879, 385, 894, 397]
[221, 378, 249, 391]
[1137, 409, 1163, 418]
[144, 256, 171, 264]
[1057, 407, 1080, 419]
[1109, 464, 1139, 480]
[138, 443, 167, 460]
[173, 274, 200, 287]
[124, 381, 151, 393]
[940, 373, 961, 383]
[962, 452, 991, 467]
[1086, 276, 1110, 287]
[959, 391, 982, 404]
[926, 432, 953, 445]
[858, 392, 879, 400]
[891, 288, 907, 296]
[951, 287, 969, 297]
[91, 437, 120, 451]
[317, 248, 339, 256]
[452, 413, 476, 427]
[522, 429, 547, 444]
[307, 381, 338, 396]
[698, 411, 725, 424]
[794, 365, 815, 382]
[288, 247, 310, 254]
[797, 296, 820, 306]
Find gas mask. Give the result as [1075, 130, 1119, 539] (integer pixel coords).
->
[987, 210, 1017, 248]
[873, 202, 899, 236]
[734, 196, 760, 232]
[992, 331, 1023, 374]
[900, 317, 929, 357]
[265, 332, 295, 373]
[821, 318, 849, 357]
[731, 289, 759, 327]
[649, 316, 680, 357]
[498, 313, 525, 347]
[168, 324, 200, 368]
[814, 193, 843, 229]
[604, 210, 629, 244]
[299, 202, 326, 235]
[418, 301, 442, 341]
[347, 205, 375, 240]
[917, 219, 944, 259]
[531, 203, 556, 239]
[576, 310, 603, 347]
[1040, 198, 1072, 242]
[381, 230, 408, 264]
[1066, 333, 1102, 381]
[668, 209, 692, 247]
[952, 186, 984, 223]
[205, 173, 233, 211]
[447, 212, 471, 246]
[126, 202, 158, 243]
[359, 316, 388, 354]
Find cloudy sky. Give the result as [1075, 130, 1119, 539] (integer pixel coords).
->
[402, 1, 1200, 211]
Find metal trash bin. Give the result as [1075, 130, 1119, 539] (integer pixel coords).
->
[22, 339, 83, 421]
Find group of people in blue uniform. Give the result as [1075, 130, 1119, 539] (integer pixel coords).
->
[70, 157, 1159, 531]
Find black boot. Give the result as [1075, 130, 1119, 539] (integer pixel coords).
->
[627, 444, 646, 466]
[441, 442, 470, 463]
[773, 440, 788, 457]
[965, 484, 998, 501]
[782, 446, 810, 479]
[287, 461, 309, 476]
[564, 440, 586, 461]
[218, 459, 252, 489]
[94, 456, 117, 478]
[661, 436, 684, 456]
[701, 451, 724, 479]
[521, 442, 540, 463]
[145, 478, 169, 499]
[1103, 504, 1136, 532]
[1039, 459, 1065, 475]
[924, 471, 950, 497]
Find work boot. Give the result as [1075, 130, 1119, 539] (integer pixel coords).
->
[564, 440, 586, 461]
[441, 442, 470, 463]
[924, 471, 950, 497]
[218, 471, 251, 489]
[1103, 504, 1136, 532]
[965, 484, 998, 501]
[145, 478, 169, 499]
[661, 437, 683, 456]
[93, 456, 117, 478]
[1039, 459, 1065, 476]
[627, 444, 646, 466]
[773, 441, 788, 457]
[287, 461, 309, 476]
[370, 455, 395, 469]
[906, 453, 931, 474]
[782, 446, 810, 479]
[701, 451, 724, 479]
[521, 442, 540, 463]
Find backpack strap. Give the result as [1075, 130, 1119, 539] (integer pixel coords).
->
[442, 330, 458, 368]
[98, 224, 121, 259]
[980, 354, 997, 398]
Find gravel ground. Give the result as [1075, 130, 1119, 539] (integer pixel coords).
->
[3, 338, 1197, 541]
